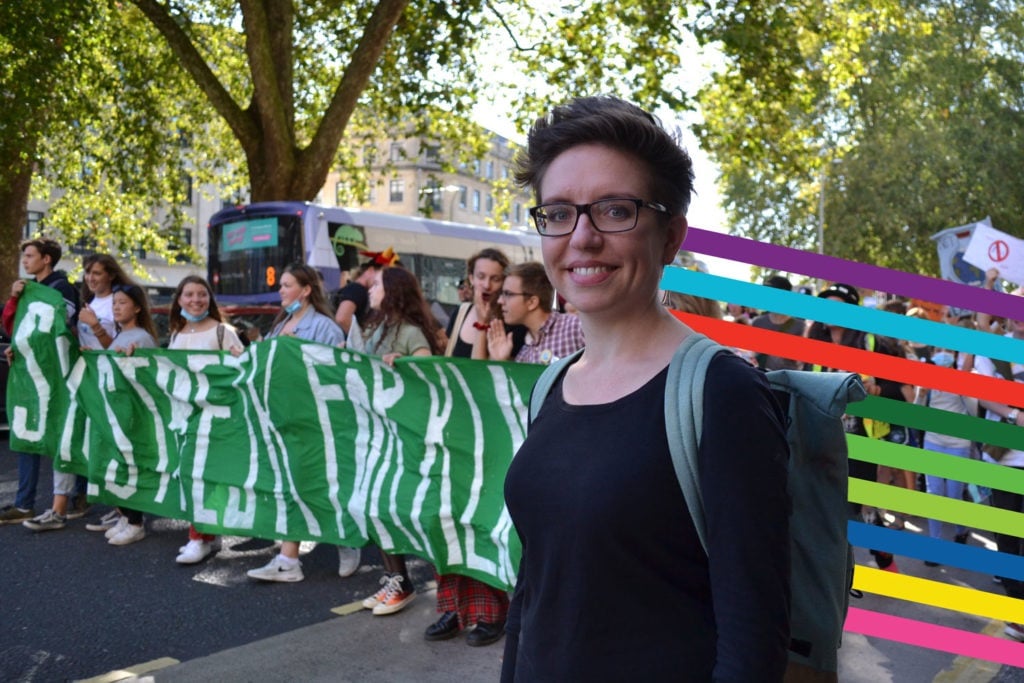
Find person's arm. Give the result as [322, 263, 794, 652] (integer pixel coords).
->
[700, 355, 791, 681]
[485, 319, 514, 361]
[974, 268, 999, 333]
[471, 324, 489, 360]
[335, 299, 357, 334]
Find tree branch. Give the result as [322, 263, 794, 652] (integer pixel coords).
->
[297, 0, 411, 196]
[128, 0, 258, 148]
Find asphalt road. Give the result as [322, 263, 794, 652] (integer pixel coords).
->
[0, 432, 438, 682]
[1, 431, 1023, 682]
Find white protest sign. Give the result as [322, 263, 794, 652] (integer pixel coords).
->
[963, 222, 1024, 285]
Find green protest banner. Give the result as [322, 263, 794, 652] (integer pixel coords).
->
[7, 282, 544, 591]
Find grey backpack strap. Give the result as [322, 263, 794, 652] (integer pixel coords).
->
[664, 333, 730, 556]
[528, 349, 584, 426]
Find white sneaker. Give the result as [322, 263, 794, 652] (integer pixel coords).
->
[176, 539, 214, 564]
[337, 546, 361, 578]
[108, 523, 146, 546]
[104, 516, 128, 539]
[247, 555, 304, 582]
[179, 536, 221, 555]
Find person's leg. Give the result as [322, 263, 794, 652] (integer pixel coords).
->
[108, 507, 146, 546]
[15, 452, 40, 510]
[367, 551, 416, 615]
[177, 524, 220, 564]
[23, 469, 75, 531]
[246, 540, 304, 582]
[924, 471, 945, 540]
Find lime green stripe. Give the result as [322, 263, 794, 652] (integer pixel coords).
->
[849, 479, 1024, 535]
[846, 395, 1024, 450]
[848, 435, 1024, 494]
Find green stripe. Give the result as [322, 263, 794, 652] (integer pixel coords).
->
[849, 479, 1024, 535]
[847, 435, 1024, 494]
[847, 395, 1024, 450]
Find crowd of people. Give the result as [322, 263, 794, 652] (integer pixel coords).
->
[1, 232, 587, 651]
[3, 95, 1022, 677]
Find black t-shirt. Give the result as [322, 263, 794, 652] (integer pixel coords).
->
[445, 304, 527, 359]
[503, 353, 790, 682]
[40, 270, 80, 327]
[334, 282, 369, 325]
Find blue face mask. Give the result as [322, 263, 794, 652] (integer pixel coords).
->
[931, 350, 955, 368]
[284, 299, 302, 315]
[181, 309, 209, 323]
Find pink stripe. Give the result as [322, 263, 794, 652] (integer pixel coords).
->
[844, 607, 1024, 667]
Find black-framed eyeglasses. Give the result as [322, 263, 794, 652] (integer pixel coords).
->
[498, 290, 532, 300]
[528, 197, 671, 236]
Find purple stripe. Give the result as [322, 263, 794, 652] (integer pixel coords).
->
[684, 227, 1022, 320]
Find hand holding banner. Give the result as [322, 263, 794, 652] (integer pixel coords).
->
[963, 223, 1024, 285]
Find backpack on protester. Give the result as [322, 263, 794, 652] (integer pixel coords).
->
[529, 333, 866, 681]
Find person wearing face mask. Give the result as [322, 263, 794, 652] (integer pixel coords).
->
[155, 276, 245, 563]
[246, 264, 356, 583]
[919, 344, 977, 559]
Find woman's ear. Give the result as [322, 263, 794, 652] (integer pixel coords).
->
[661, 215, 688, 265]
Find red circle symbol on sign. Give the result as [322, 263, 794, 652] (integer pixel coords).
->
[989, 240, 1010, 262]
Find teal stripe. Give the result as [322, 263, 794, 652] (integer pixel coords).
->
[660, 267, 1024, 363]
[847, 434, 1024, 494]
[849, 479, 1024, 536]
[846, 396, 1024, 450]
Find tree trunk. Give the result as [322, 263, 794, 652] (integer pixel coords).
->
[0, 150, 34, 308]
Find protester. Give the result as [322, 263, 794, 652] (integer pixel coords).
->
[334, 248, 397, 337]
[445, 248, 522, 357]
[501, 96, 791, 680]
[806, 282, 909, 569]
[751, 274, 806, 370]
[96, 283, 161, 546]
[23, 252, 134, 532]
[158, 275, 245, 562]
[0, 238, 80, 526]
[430, 247, 526, 648]
[246, 264, 353, 583]
[919, 339, 976, 560]
[357, 266, 443, 616]
[971, 275, 1024, 641]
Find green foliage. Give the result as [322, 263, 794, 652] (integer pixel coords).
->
[694, 0, 1024, 276]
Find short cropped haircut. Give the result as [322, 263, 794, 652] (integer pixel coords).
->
[514, 96, 695, 217]
[21, 237, 62, 266]
[507, 262, 555, 313]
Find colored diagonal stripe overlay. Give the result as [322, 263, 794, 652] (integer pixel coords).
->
[662, 235, 1024, 669]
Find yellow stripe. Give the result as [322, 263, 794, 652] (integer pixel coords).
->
[854, 565, 1024, 624]
[77, 657, 180, 683]
[932, 621, 1003, 683]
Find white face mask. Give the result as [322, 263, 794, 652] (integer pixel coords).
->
[931, 350, 955, 368]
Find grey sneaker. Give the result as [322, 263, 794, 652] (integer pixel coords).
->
[22, 509, 67, 532]
[0, 505, 34, 525]
[66, 494, 91, 520]
[86, 509, 121, 532]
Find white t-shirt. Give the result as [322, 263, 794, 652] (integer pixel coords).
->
[974, 337, 1024, 466]
[78, 294, 116, 348]
[168, 323, 242, 351]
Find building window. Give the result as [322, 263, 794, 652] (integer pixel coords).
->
[368, 185, 377, 204]
[423, 144, 440, 163]
[486, 161, 495, 180]
[458, 186, 468, 208]
[25, 211, 43, 239]
[486, 194, 494, 213]
[472, 190, 481, 212]
[390, 142, 404, 162]
[473, 159, 481, 176]
[390, 178, 405, 203]
[515, 203, 522, 224]
[424, 180, 443, 212]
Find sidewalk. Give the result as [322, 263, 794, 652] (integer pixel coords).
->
[121, 589, 504, 683]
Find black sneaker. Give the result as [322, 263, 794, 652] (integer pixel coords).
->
[66, 494, 91, 520]
[0, 505, 34, 525]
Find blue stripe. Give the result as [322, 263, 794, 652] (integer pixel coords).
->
[848, 521, 1024, 579]
[661, 268, 1024, 363]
